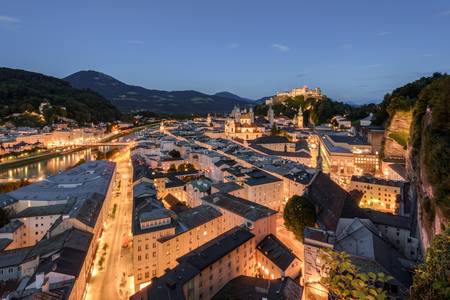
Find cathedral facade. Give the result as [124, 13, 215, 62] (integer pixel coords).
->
[224, 106, 265, 140]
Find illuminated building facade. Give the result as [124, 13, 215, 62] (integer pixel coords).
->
[350, 175, 403, 214]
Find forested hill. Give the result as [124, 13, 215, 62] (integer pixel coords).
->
[0, 68, 121, 125]
[406, 75, 450, 243]
[254, 95, 380, 126]
[253, 73, 446, 129]
[367, 72, 449, 245]
[373, 72, 445, 125]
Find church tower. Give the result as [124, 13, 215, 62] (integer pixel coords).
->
[249, 107, 255, 124]
[296, 107, 304, 128]
[234, 107, 241, 123]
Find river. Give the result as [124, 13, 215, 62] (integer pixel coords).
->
[0, 146, 117, 181]
[0, 123, 158, 182]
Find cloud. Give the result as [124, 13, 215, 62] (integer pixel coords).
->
[296, 73, 307, 78]
[126, 40, 144, 45]
[437, 9, 450, 16]
[339, 44, 353, 49]
[227, 43, 239, 49]
[0, 15, 20, 23]
[272, 43, 290, 52]
[376, 31, 390, 36]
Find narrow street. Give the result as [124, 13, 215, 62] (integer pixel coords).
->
[276, 214, 328, 300]
[85, 149, 134, 300]
[275, 213, 304, 262]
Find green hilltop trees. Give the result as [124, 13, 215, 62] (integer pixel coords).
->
[0, 68, 121, 125]
[411, 228, 450, 299]
[319, 249, 393, 300]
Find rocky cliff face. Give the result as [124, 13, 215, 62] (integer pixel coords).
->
[407, 108, 447, 249]
[383, 110, 412, 159]
[380, 74, 450, 251]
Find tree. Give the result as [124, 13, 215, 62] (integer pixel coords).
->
[283, 195, 316, 240]
[0, 67, 122, 124]
[270, 124, 281, 136]
[0, 179, 30, 193]
[19, 102, 35, 113]
[411, 228, 450, 299]
[177, 163, 195, 172]
[167, 164, 177, 172]
[309, 108, 319, 126]
[168, 149, 181, 159]
[72, 158, 86, 168]
[0, 208, 10, 227]
[105, 123, 114, 134]
[319, 249, 392, 300]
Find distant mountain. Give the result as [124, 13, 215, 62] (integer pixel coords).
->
[254, 96, 273, 104]
[214, 91, 254, 102]
[0, 68, 121, 124]
[64, 71, 253, 114]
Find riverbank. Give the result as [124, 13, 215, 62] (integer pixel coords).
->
[0, 146, 89, 172]
[0, 123, 159, 173]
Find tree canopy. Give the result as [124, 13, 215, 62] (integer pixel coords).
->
[319, 249, 392, 300]
[168, 149, 181, 159]
[0, 179, 30, 193]
[0, 67, 121, 125]
[283, 195, 316, 241]
[167, 164, 178, 172]
[411, 228, 450, 299]
[255, 95, 379, 126]
[177, 163, 195, 172]
[373, 72, 443, 126]
[0, 208, 10, 228]
[410, 75, 450, 220]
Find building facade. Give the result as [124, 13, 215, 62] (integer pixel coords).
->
[350, 176, 403, 214]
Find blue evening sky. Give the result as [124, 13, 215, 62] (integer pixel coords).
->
[1, 0, 449, 103]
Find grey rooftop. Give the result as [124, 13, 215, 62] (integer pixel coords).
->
[256, 234, 298, 271]
[177, 205, 222, 231]
[212, 275, 303, 300]
[6, 160, 115, 203]
[202, 192, 277, 222]
[351, 175, 404, 188]
[0, 219, 24, 233]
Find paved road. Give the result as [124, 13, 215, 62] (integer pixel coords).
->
[275, 214, 329, 300]
[85, 150, 134, 300]
[275, 213, 304, 261]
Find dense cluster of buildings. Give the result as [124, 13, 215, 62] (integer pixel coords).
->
[0, 96, 419, 299]
[0, 127, 111, 157]
[317, 133, 380, 186]
[129, 129, 306, 299]
[125, 116, 419, 299]
[301, 173, 419, 299]
[0, 160, 116, 298]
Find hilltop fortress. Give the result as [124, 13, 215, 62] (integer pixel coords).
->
[266, 85, 324, 105]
